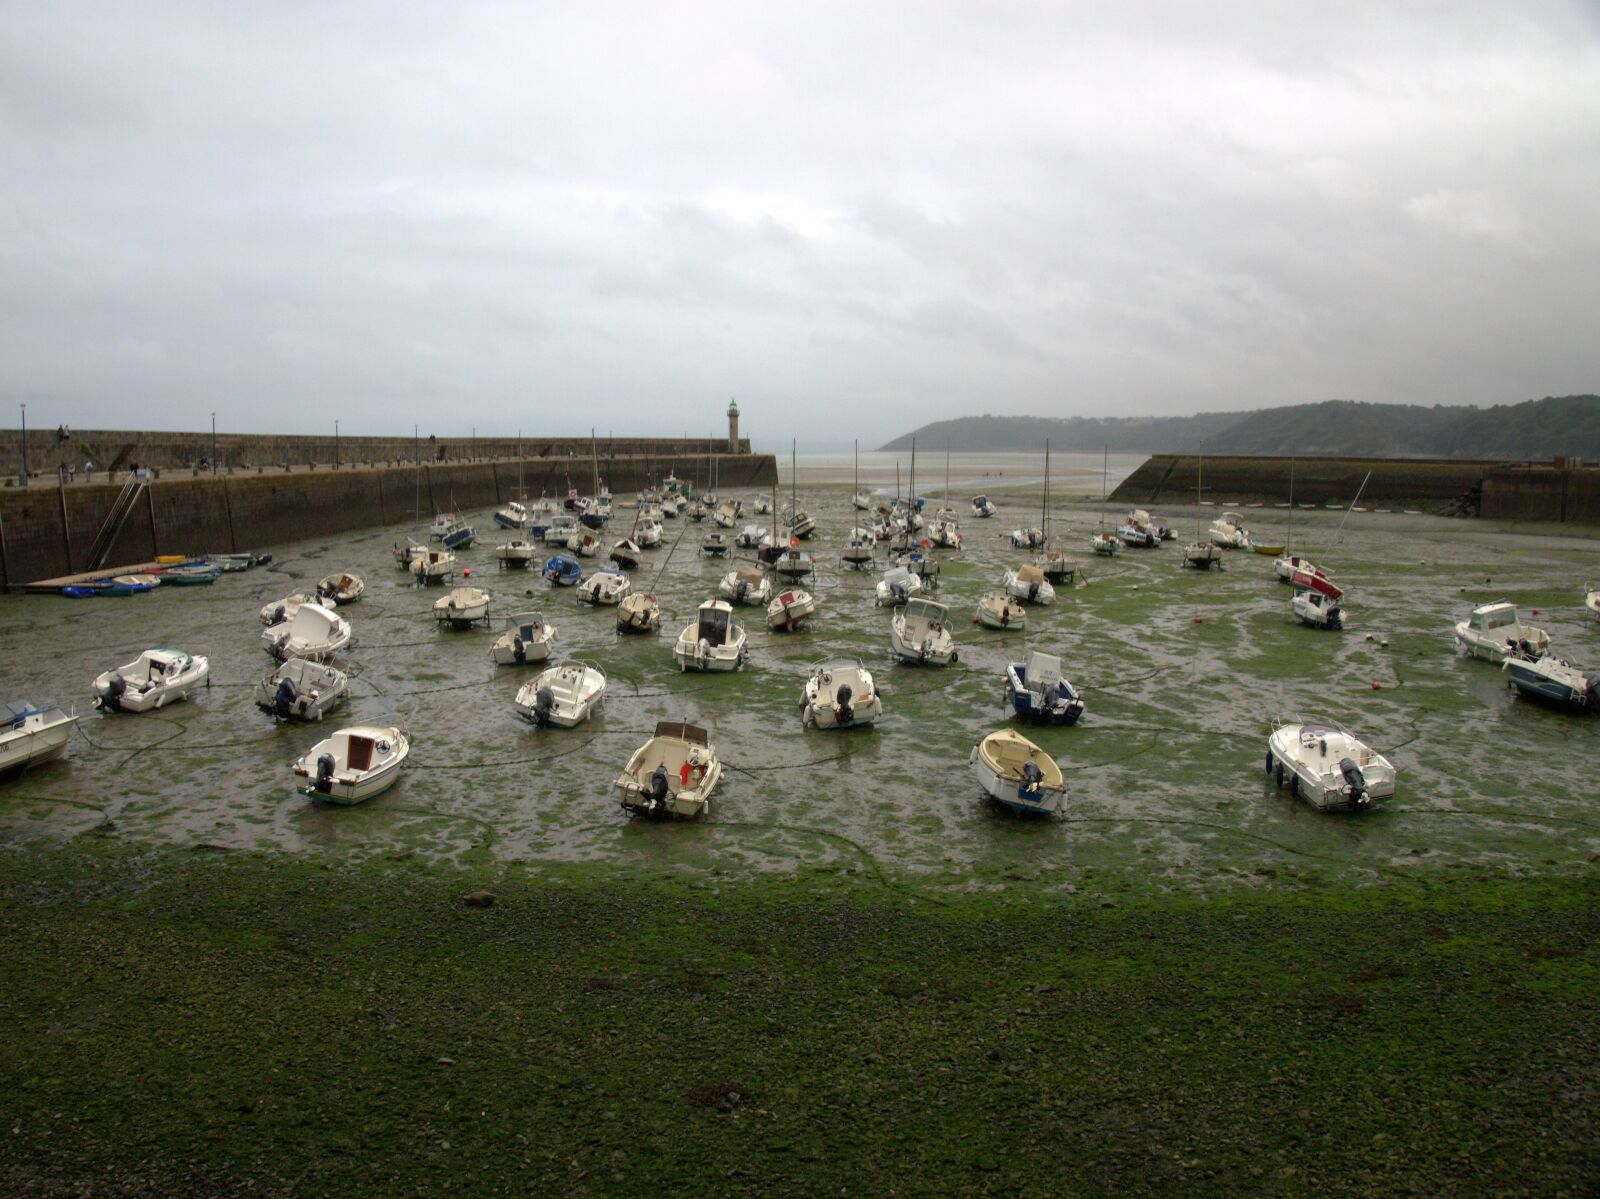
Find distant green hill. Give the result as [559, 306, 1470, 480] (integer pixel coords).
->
[880, 396, 1600, 458]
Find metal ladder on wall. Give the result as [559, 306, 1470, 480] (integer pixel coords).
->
[85, 476, 147, 571]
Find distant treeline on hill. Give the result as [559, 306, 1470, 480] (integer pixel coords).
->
[879, 395, 1600, 459]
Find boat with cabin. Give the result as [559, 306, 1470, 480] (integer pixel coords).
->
[1454, 602, 1550, 664]
[971, 494, 996, 519]
[1208, 511, 1251, 549]
[494, 500, 529, 530]
[293, 725, 409, 805]
[1005, 652, 1084, 725]
[891, 597, 957, 665]
[495, 539, 538, 569]
[1292, 589, 1343, 630]
[801, 660, 882, 729]
[410, 548, 456, 584]
[673, 600, 748, 672]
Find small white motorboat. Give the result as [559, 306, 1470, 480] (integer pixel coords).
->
[852, 489, 874, 511]
[1118, 509, 1160, 548]
[700, 531, 731, 558]
[617, 592, 661, 634]
[610, 538, 643, 570]
[969, 730, 1067, 815]
[752, 495, 771, 516]
[0, 700, 76, 777]
[434, 586, 491, 628]
[687, 500, 708, 522]
[514, 661, 606, 727]
[615, 721, 721, 818]
[891, 597, 957, 665]
[568, 529, 602, 557]
[785, 506, 817, 539]
[971, 495, 996, 519]
[1454, 602, 1550, 664]
[801, 660, 882, 729]
[260, 592, 312, 626]
[395, 540, 428, 569]
[767, 587, 817, 632]
[713, 499, 741, 529]
[928, 515, 962, 550]
[719, 566, 772, 606]
[428, 511, 461, 539]
[842, 529, 876, 570]
[262, 599, 352, 661]
[1181, 541, 1222, 570]
[1208, 512, 1251, 549]
[495, 539, 538, 569]
[977, 592, 1026, 631]
[255, 658, 349, 722]
[636, 518, 665, 547]
[772, 548, 816, 580]
[673, 600, 748, 672]
[93, 649, 209, 712]
[1005, 652, 1084, 725]
[1292, 588, 1344, 630]
[1010, 525, 1043, 549]
[494, 500, 529, 530]
[316, 572, 365, 605]
[1502, 650, 1600, 713]
[735, 524, 764, 550]
[1003, 564, 1055, 605]
[874, 565, 922, 607]
[410, 548, 456, 584]
[1089, 531, 1121, 557]
[544, 514, 579, 545]
[293, 725, 409, 804]
[490, 613, 557, 665]
[1265, 719, 1395, 811]
[577, 567, 631, 606]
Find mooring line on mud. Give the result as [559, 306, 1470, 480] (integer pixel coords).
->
[1385, 806, 1600, 833]
[407, 730, 612, 771]
[709, 819, 952, 907]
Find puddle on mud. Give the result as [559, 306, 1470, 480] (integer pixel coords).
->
[4, 480, 1599, 895]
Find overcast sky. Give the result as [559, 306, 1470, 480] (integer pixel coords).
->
[3, 2, 1598, 447]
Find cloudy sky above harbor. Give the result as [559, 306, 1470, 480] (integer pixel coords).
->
[3, 2, 1598, 448]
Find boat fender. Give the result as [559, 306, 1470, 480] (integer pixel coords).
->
[314, 753, 336, 794]
[273, 678, 297, 718]
[1264, 750, 1274, 774]
[1339, 757, 1366, 803]
[835, 683, 853, 725]
[533, 687, 555, 726]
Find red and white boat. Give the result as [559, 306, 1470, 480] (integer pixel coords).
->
[1290, 565, 1342, 601]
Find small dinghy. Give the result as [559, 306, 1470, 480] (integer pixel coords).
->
[0, 700, 77, 777]
[768, 587, 817, 632]
[568, 529, 602, 557]
[1010, 525, 1043, 549]
[411, 548, 456, 584]
[260, 593, 313, 626]
[610, 537, 643, 570]
[113, 573, 161, 590]
[255, 658, 349, 722]
[495, 539, 538, 569]
[617, 592, 661, 634]
[1265, 719, 1395, 811]
[735, 524, 764, 550]
[434, 586, 492, 628]
[970, 730, 1067, 815]
[977, 592, 1026, 630]
[1003, 563, 1055, 605]
[674, 600, 748, 672]
[971, 494, 997, 519]
[1454, 601, 1550, 664]
[542, 554, 584, 587]
[1502, 649, 1600, 712]
[1292, 588, 1343, 630]
[395, 540, 428, 569]
[577, 566, 631, 606]
[163, 563, 220, 586]
[891, 597, 957, 666]
[1089, 531, 1121, 557]
[1181, 541, 1222, 570]
[514, 661, 606, 727]
[874, 565, 922, 607]
[263, 600, 352, 661]
[615, 721, 721, 818]
[1006, 652, 1084, 725]
[1208, 512, 1251, 549]
[316, 572, 364, 605]
[490, 613, 557, 665]
[719, 566, 772, 606]
[801, 660, 882, 729]
[206, 552, 263, 573]
[700, 532, 731, 558]
[93, 649, 209, 712]
[293, 725, 409, 805]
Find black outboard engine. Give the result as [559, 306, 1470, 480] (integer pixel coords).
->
[1028, 581, 1040, 602]
[103, 675, 127, 712]
[649, 764, 670, 812]
[1020, 760, 1043, 795]
[273, 678, 298, 718]
[271, 605, 286, 625]
[835, 683, 853, 725]
[314, 752, 336, 794]
[513, 636, 526, 664]
[890, 583, 907, 604]
[1518, 638, 1539, 660]
[735, 580, 748, 604]
[1586, 674, 1600, 712]
[317, 581, 334, 600]
[533, 687, 555, 726]
[1338, 757, 1368, 805]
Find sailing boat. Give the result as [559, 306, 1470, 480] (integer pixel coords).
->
[783, 440, 816, 539]
[843, 439, 876, 569]
[578, 430, 610, 529]
[1034, 440, 1076, 583]
[1089, 446, 1120, 556]
[1273, 458, 1316, 581]
[1182, 445, 1222, 569]
[928, 446, 962, 549]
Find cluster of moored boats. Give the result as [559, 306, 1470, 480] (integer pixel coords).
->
[8, 481, 1599, 823]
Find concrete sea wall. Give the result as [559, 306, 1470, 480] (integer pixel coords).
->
[1111, 453, 1600, 524]
[0, 453, 777, 586]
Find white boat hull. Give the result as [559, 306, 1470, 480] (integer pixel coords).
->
[0, 707, 76, 775]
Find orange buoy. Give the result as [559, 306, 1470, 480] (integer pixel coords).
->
[1193, 615, 1203, 624]
[1371, 680, 1381, 689]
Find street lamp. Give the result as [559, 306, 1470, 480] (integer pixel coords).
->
[19, 402, 28, 487]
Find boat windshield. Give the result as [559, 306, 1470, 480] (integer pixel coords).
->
[1482, 607, 1515, 630]
[697, 607, 731, 644]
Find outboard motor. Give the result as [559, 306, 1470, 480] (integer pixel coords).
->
[102, 674, 127, 712]
[271, 605, 287, 625]
[890, 582, 907, 604]
[835, 683, 854, 725]
[273, 678, 298, 719]
[1518, 638, 1539, 660]
[1020, 760, 1043, 795]
[649, 764, 670, 812]
[317, 581, 334, 601]
[513, 636, 526, 664]
[314, 752, 336, 794]
[1585, 674, 1600, 711]
[1028, 580, 1040, 602]
[1338, 757, 1368, 805]
[533, 687, 555, 726]
[735, 579, 748, 604]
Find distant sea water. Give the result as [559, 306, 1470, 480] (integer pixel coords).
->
[784, 450, 1146, 497]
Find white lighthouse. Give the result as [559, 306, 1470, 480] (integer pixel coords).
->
[726, 399, 740, 452]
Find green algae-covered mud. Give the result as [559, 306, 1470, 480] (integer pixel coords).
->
[2, 470, 1599, 1192]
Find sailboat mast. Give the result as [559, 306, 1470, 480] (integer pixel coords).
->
[1287, 457, 1294, 554]
[1042, 438, 1050, 544]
